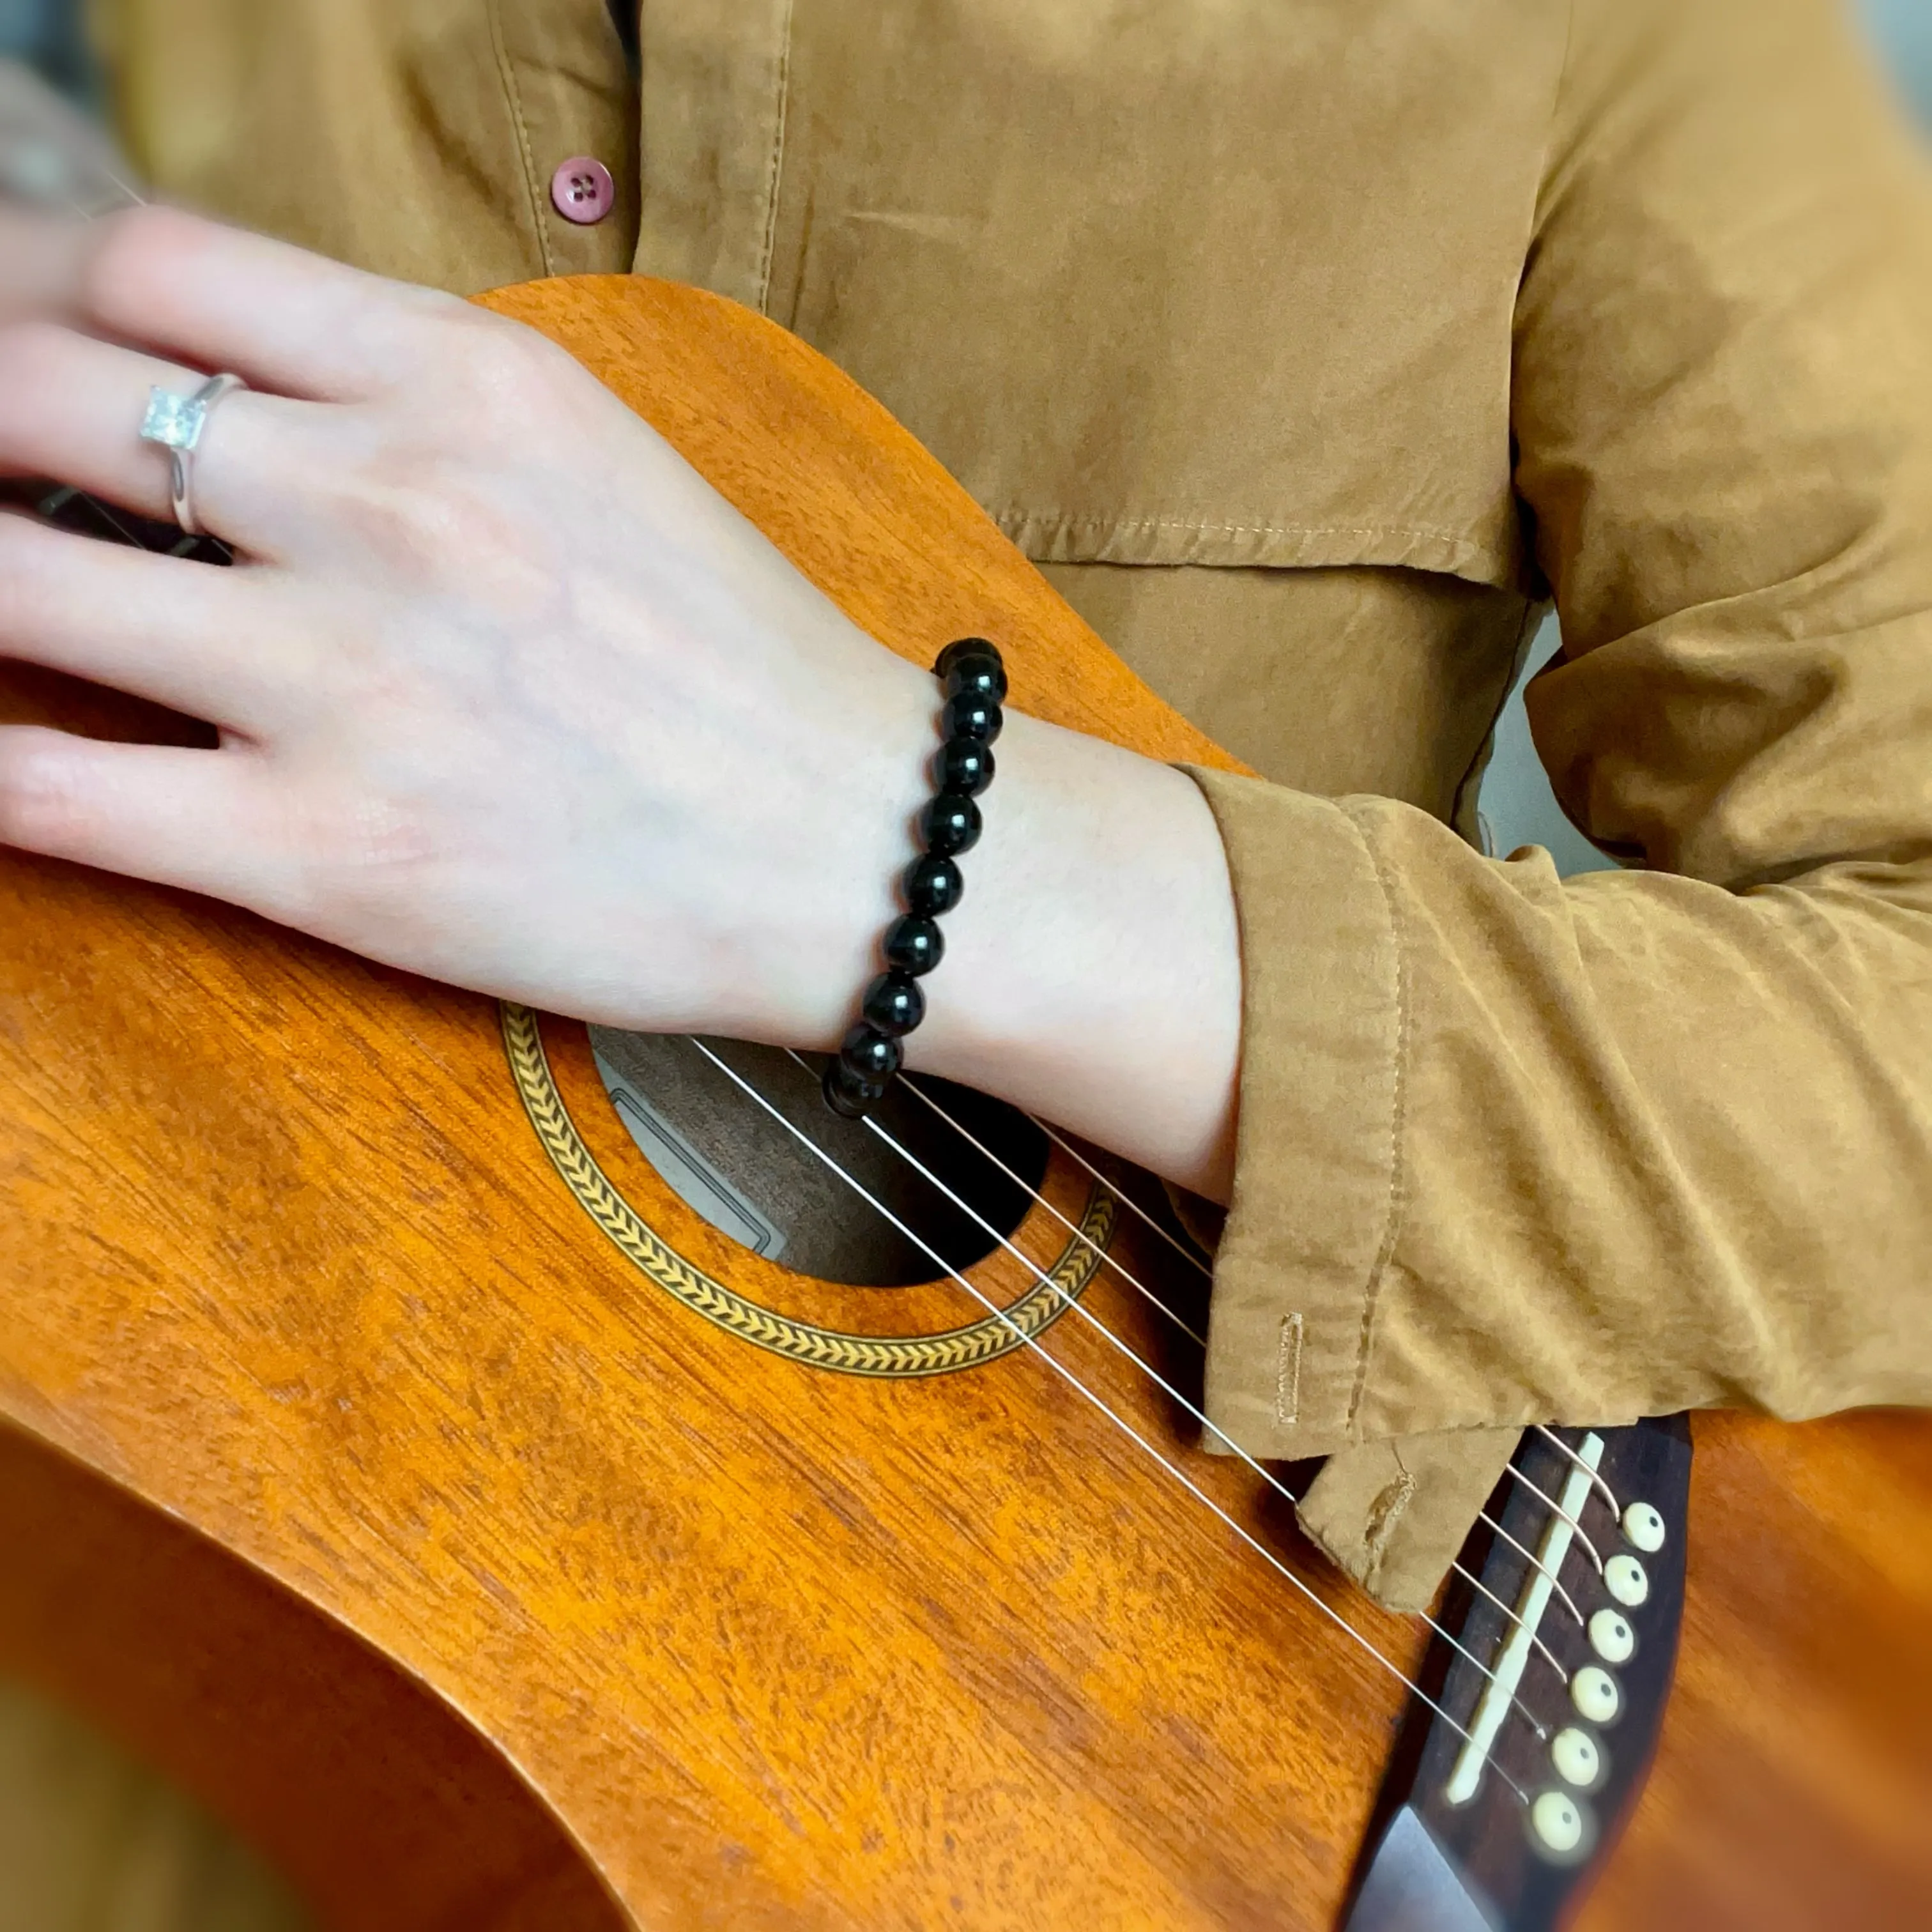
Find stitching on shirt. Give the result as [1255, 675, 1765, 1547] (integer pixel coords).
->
[486, 0, 556, 280]
[992, 510, 1484, 551]
[1274, 1313, 1303, 1428]
[1346, 814, 1413, 1434]
[1362, 1452, 1418, 1583]
[755, 0, 797, 317]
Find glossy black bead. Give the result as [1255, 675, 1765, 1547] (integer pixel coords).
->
[861, 970, 925, 1038]
[935, 636, 1006, 696]
[940, 636, 1008, 697]
[944, 657, 1008, 705]
[839, 1023, 903, 1084]
[920, 794, 982, 856]
[903, 852, 963, 917]
[933, 736, 995, 797]
[935, 636, 995, 675]
[822, 1055, 889, 1119]
[942, 692, 1004, 744]
[883, 914, 944, 976]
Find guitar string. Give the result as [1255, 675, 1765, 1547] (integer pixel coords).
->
[895, 1072, 1206, 1344]
[896, 1066, 1587, 1664]
[1473, 1510, 1586, 1630]
[1535, 1422, 1624, 1519]
[1027, 1112, 1216, 1280]
[788, 1057, 1550, 1733]
[1450, 1561, 1569, 1685]
[1500, 1462, 1605, 1574]
[792, 1049, 1559, 1729]
[1048, 1107, 1607, 1621]
[684, 1034, 1532, 1804]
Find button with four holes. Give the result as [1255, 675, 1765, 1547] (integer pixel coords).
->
[550, 156, 615, 225]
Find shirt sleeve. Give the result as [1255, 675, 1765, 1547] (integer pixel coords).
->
[1192, 0, 1932, 1480]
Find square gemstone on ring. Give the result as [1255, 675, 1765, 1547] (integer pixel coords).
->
[139, 387, 206, 451]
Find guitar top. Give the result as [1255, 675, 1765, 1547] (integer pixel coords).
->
[1, 272, 1929, 1931]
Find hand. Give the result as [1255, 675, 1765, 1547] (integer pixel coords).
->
[0, 206, 944, 1043]
[0, 208, 1241, 1197]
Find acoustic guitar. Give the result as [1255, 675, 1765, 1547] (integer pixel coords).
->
[3, 272, 1929, 1932]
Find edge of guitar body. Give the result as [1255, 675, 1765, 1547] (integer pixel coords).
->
[0, 1416, 631, 1931]
[471, 275, 1250, 778]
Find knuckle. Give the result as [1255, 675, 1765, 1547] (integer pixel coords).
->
[322, 429, 559, 609]
[438, 310, 571, 417]
[281, 792, 438, 931]
[334, 452, 528, 586]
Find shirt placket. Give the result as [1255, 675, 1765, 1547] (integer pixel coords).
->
[487, 0, 640, 279]
[631, 0, 795, 310]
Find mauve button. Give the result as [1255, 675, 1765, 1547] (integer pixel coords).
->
[550, 157, 615, 226]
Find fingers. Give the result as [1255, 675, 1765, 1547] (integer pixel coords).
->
[0, 208, 92, 327]
[0, 321, 316, 551]
[0, 726, 281, 906]
[78, 204, 454, 403]
[0, 514, 300, 732]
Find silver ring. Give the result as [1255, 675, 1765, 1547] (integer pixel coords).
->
[139, 372, 246, 537]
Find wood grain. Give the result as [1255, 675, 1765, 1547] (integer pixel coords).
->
[0, 275, 1927, 1928]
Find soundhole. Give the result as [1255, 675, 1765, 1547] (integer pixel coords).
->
[590, 1029, 1051, 1288]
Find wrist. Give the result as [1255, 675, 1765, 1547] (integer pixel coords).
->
[902, 707, 1242, 1202]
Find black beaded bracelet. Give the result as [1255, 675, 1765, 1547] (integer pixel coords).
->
[822, 637, 1007, 1119]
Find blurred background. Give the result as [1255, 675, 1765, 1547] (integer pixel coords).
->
[0, 0, 95, 105]
[0, 4, 1928, 1929]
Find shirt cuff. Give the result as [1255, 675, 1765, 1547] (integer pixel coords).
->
[1295, 1428, 1522, 1613]
[1183, 767, 1410, 1460]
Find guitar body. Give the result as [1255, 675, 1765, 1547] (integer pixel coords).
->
[0, 278, 1927, 1931]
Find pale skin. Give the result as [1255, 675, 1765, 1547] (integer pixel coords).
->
[0, 207, 1243, 1199]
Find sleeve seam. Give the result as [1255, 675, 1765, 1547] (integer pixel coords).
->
[1344, 805, 1414, 1437]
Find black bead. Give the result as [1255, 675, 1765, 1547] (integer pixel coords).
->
[883, 914, 944, 976]
[920, 794, 982, 856]
[944, 657, 1008, 704]
[839, 1023, 903, 1083]
[861, 970, 925, 1038]
[939, 638, 1009, 702]
[933, 737, 995, 797]
[942, 693, 1004, 744]
[822, 1055, 889, 1119]
[903, 852, 963, 917]
[935, 636, 995, 674]
[935, 636, 1007, 699]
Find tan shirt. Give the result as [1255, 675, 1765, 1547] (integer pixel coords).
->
[89, 0, 1932, 1609]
